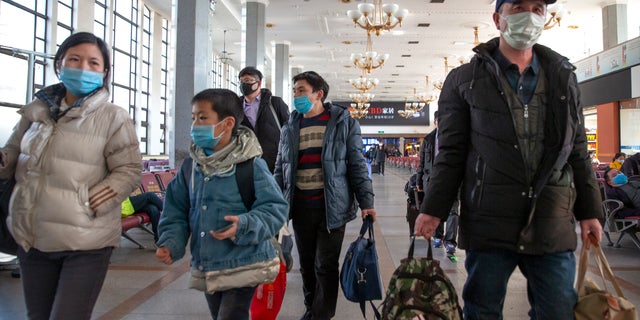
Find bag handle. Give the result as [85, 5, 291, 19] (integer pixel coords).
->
[576, 233, 625, 298]
[359, 214, 375, 241]
[408, 235, 433, 260]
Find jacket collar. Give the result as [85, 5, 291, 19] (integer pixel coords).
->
[31, 83, 109, 122]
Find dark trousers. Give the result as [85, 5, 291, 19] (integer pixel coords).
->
[205, 286, 257, 320]
[378, 161, 385, 174]
[292, 206, 346, 320]
[434, 199, 459, 246]
[129, 192, 163, 241]
[17, 246, 113, 320]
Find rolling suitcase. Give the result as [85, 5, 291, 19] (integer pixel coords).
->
[406, 187, 424, 236]
[371, 163, 380, 174]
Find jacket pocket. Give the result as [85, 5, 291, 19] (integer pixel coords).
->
[78, 184, 95, 218]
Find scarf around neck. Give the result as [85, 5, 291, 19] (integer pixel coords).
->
[189, 125, 263, 176]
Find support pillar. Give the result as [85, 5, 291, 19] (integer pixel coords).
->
[601, 3, 628, 50]
[274, 42, 290, 104]
[171, 0, 211, 166]
[243, 0, 267, 70]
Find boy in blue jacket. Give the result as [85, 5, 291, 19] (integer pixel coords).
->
[155, 89, 288, 319]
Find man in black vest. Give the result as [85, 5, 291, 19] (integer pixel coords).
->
[238, 67, 290, 173]
[414, 0, 603, 318]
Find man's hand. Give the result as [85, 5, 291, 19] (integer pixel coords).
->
[579, 218, 602, 249]
[414, 213, 441, 239]
[362, 208, 377, 222]
[156, 246, 173, 265]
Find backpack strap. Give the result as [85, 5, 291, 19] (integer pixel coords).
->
[269, 97, 282, 133]
[180, 157, 256, 211]
[234, 158, 256, 211]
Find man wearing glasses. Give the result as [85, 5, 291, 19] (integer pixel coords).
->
[238, 66, 290, 173]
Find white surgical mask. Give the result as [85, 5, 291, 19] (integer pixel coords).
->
[500, 12, 545, 50]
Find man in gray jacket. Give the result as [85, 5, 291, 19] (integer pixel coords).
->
[414, 0, 602, 319]
[274, 71, 375, 320]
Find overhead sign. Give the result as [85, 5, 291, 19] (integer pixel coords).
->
[332, 101, 430, 126]
[575, 36, 640, 83]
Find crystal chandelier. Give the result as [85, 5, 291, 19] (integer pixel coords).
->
[433, 57, 453, 91]
[397, 109, 415, 119]
[349, 92, 374, 119]
[417, 76, 438, 105]
[351, 34, 389, 74]
[404, 88, 426, 112]
[346, 0, 408, 36]
[544, 3, 567, 30]
[349, 74, 379, 92]
[350, 102, 371, 119]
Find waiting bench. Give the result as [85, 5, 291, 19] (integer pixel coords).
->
[602, 199, 640, 250]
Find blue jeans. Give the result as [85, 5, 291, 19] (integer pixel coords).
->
[462, 249, 577, 320]
[204, 286, 256, 320]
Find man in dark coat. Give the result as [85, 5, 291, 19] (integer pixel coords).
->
[414, 0, 603, 319]
[238, 66, 290, 172]
[621, 152, 640, 177]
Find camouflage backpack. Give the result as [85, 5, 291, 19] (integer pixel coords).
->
[380, 237, 463, 320]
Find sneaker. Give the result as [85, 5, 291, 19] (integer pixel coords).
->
[432, 238, 443, 248]
[446, 243, 456, 254]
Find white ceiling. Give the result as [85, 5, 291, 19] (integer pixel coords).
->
[147, 0, 640, 101]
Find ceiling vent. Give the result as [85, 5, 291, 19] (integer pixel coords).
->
[430, 0, 445, 3]
[401, 54, 411, 57]
[408, 41, 419, 44]
[417, 23, 430, 28]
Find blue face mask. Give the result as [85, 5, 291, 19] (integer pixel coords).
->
[612, 173, 628, 185]
[190, 120, 226, 154]
[59, 67, 104, 97]
[294, 95, 314, 114]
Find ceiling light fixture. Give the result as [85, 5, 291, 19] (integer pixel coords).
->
[219, 29, 231, 64]
[349, 73, 380, 92]
[544, 3, 567, 30]
[346, 0, 408, 36]
[349, 102, 371, 119]
[433, 57, 454, 91]
[350, 33, 389, 74]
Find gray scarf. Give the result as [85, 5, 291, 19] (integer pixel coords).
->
[189, 126, 263, 176]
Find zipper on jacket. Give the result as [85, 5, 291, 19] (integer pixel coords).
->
[528, 186, 533, 199]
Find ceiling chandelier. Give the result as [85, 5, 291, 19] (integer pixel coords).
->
[397, 109, 415, 119]
[349, 74, 379, 92]
[346, 0, 408, 36]
[416, 76, 438, 105]
[351, 33, 389, 74]
[544, 3, 567, 30]
[350, 102, 371, 119]
[433, 57, 454, 91]
[219, 29, 231, 64]
[349, 92, 374, 119]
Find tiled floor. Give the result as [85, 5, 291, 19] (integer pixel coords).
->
[1, 165, 639, 319]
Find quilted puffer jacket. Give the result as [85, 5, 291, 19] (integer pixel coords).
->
[0, 84, 141, 252]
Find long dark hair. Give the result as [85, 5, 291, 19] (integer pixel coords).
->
[54, 32, 111, 90]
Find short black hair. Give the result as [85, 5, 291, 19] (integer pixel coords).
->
[434, 110, 439, 121]
[604, 167, 616, 184]
[191, 89, 244, 135]
[613, 152, 626, 161]
[292, 71, 329, 102]
[54, 32, 111, 90]
[238, 66, 263, 80]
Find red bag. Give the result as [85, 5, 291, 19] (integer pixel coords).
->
[250, 261, 287, 320]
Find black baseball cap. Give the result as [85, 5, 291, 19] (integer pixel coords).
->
[495, 0, 557, 12]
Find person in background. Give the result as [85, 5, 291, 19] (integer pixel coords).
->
[274, 71, 376, 320]
[621, 152, 640, 177]
[604, 168, 640, 218]
[609, 152, 626, 170]
[416, 111, 459, 254]
[155, 89, 288, 319]
[238, 66, 290, 173]
[413, 0, 603, 318]
[0, 32, 141, 320]
[121, 192, 163, 242]
[375, 144, 388, 176]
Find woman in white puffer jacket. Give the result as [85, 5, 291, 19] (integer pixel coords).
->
[0, 32, 141, 320]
